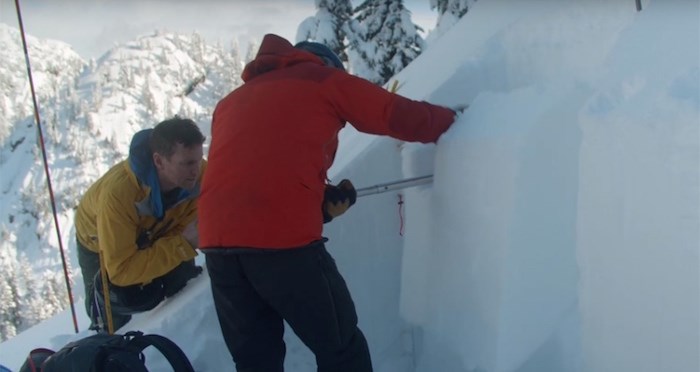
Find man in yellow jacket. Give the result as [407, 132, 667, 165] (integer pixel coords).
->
[75, 117, 206, 331]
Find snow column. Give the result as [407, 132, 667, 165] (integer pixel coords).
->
[576, 2, 700, 370]
[402, 83, 587, 372]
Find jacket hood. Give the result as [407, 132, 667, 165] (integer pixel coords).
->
[128, 129, 165, 218]
[241, 34, 325, 82]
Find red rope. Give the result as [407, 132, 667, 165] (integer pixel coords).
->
[15, 0, 79, 333]
[398, 194, 405, 236]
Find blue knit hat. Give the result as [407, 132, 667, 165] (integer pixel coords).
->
[294, 41, 345, 71]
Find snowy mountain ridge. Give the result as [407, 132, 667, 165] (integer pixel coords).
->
[0, 25, 244, 340]
[0, 22, 84, 144]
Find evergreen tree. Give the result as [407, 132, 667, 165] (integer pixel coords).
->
[296, 0, 354, 63]
[427, 0, 476, 43]
[245, 39, 259, 64]
[348, 0, 425, 85]
[190, 32, 206, 64]
[430, 0, 473, 17]
[0, 260, 20, 341]
[92, 80, 103, 107]
[17, 256, 40, 326]
[0, 281, 18, 341]
[219, 41, 243, 95]
[36, 273, 67, 320]
[119, 65, 135, 89]
[141, 76, 159, 116]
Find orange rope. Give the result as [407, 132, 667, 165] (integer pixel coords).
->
[98, 253, 115, 334]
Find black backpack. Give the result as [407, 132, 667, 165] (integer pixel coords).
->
[19, 331, 194, 372]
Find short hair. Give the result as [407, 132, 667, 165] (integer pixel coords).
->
[150, 117, 205, 158]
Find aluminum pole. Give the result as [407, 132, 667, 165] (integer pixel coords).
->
[356, 175, 434, 197]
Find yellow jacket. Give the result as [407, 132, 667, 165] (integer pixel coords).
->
[75, 160, 206, 286]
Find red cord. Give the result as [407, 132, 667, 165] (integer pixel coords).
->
[398, 194, 405, 236]
[15, 0, 78, 333]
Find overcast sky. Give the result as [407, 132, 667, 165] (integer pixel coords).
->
[0, 0, 436, 59]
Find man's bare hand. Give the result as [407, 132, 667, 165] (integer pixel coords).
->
[182, 219, 199, 249]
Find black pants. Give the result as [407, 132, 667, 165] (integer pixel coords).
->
[206, 242, 373, 372]
[76, 238, 131, 330]
[77, 237, 201, 332]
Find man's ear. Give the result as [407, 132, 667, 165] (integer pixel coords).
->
[152, 152, 164, 171]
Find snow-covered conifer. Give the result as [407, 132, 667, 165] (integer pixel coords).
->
[141, 77, 158, 116]
[349, 0, 424, 85]
[245, 39, 259, 64]
[296, 0, 354, 63]
[0, 263, 20, 341]
[427, 0, 476, 43]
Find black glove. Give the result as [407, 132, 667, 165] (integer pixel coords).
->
[161, 259, 203, 298]
[337, 179, 357, 205]
[322, 179, 357, 223]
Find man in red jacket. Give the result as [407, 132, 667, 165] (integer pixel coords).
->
[199, 34, 457, 372]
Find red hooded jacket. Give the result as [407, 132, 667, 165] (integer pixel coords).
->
[199, 34, 456, 249]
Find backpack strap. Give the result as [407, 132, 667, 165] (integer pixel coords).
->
[19, 348, 54, 372]
[124, 332, 194, 372]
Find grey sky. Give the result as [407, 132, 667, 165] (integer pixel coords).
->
[1, 0, 436, 59]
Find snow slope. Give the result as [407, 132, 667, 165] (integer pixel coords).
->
[1, 1, 699, 371]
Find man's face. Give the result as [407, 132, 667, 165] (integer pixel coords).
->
[154, 143, 204, 191]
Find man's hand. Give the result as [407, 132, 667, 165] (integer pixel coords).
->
[322, 179, 357, 223]
[182, 219, 199, 249]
